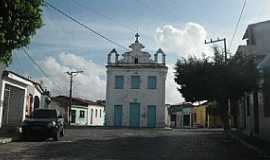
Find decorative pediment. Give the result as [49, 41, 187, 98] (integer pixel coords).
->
[107, 33, 166, 65]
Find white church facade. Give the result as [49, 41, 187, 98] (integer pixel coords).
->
[105, 34, 168, 128]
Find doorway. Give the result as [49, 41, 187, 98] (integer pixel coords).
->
[253, 92, 259, 134]
[2, 84, 25, 127]
[114, 105, 123, 127]
[147, 105, 156, 128]
[71, 110, 76, 124]
[129, 103, 140, 127]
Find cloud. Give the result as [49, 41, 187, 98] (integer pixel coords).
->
[40, 52, 106, 101]
[155, 22, 211, 57]
[39, 53, 183, 104]
[261, 0, 270, 19]
[155, 22, 211, 104]
[166, 64, 185, 104]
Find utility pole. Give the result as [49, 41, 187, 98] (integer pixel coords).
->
[205, 38, 227, 63]
[66, 71, 83, 125]
[204, 37, 231, 130]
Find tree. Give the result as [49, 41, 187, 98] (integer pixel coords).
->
[174, 49, 259, 128]
[0, 0, 44, 64]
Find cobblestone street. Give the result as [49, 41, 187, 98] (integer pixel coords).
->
[0, 128, 259, 160]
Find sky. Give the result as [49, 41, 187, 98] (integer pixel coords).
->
[9, 0, 270, 104]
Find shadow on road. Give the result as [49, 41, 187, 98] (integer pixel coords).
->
[15, 134, 259, 160]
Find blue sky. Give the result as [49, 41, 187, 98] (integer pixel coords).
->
[9, 0, 270, 103]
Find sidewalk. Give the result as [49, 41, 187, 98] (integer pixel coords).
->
[229, 131, 270, 159]
[0, 137, 13, 144]
[0, 128, 19, 144]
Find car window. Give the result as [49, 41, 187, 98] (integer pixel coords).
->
[32, 110, 57, 119]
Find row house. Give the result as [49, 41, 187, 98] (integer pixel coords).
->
[50, 96, 105, 126]
[0, 70, 50, 129]
[236, 20, 270, 141]
[169, 102, 224, 128]
[192, 102, 224, 128]
[0, 63, 6, 121]
[169, 103, 194, 128]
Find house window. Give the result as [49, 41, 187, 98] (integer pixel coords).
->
[90, 109, 93, 124]
[131, 76, 140, 89]
[80, 110, 85, 118]
[242, 98, 247, 129]
[264, 95, 270, 117]
[148, 76, 157, 89]
[71, 110, 76, 123]
[246, 95, 250, 116]
[95, 109, 98, 117]
[264, 90, 270, 117]
[100, 109, 102, 117]
[34, 96, 40, 109]
[115, 76, 124, 89]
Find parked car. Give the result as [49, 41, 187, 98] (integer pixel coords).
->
[20, 108, 64, 141]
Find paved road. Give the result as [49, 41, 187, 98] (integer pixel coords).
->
[0, 128, 259, 160]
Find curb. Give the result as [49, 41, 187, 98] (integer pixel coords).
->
[228, 132, 270, 159]
[0, 137, 13, 144]
[65, 126, 174, 130]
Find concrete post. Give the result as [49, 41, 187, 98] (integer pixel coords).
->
[107, 54, 111, 64]
[162, 54, 166, 65]
[115, 54, 119, 64]
[154, 54, 158, 63]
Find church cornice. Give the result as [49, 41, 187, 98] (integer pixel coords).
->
[106, 64, 168, 69]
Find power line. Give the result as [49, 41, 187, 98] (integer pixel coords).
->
[22, 47, 66, 94]
[69, 0, 136, 33]
[229, 0, 247, 52]
[12, 52, 25, 75]
[23, 48, 49, 77]
[45, 1, 128, 50]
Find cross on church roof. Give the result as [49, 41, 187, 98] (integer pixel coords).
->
[135, 33, 140, 43]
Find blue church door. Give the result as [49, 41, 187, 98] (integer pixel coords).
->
[147, 105, 156, 128]
[129, 103, 140, 127]
[114, 105, 122, 127]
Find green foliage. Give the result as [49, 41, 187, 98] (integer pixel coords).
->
[226, 52, 259, 99]
[0, 0, 44, 64]
[174, 49, 259, 104]
[207, 101, 225, 116]
[175, 56, 214, 102]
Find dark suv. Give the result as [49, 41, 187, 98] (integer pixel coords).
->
[20, 109, 64, 141]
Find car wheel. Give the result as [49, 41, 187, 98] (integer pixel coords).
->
[20, 134, 26, 141]
[60, 128, 64, 137]
[53, 132, 59, 141]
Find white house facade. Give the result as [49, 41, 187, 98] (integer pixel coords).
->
[0, 71, 49, 128]
[70, 105, 89, 126]
[71, 104, 105, 126]
[88, 104, 105, 126]
[105, 34, 168, 128]
[50, 96, 105, 126]
[236, 20, 270, 141]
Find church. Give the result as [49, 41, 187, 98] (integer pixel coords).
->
[105, 34, 168, 127]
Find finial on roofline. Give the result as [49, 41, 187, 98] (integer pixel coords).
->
[135, 33, 140, 43]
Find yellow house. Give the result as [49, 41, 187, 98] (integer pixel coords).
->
[193, 105, 207, 127]
[193, 102, 223, 128]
